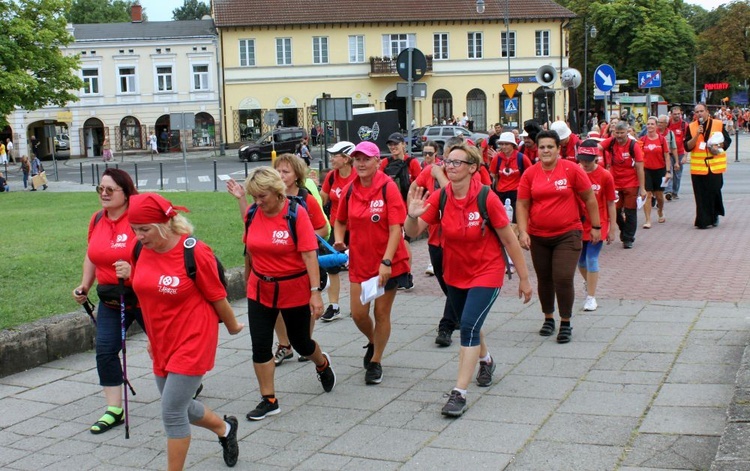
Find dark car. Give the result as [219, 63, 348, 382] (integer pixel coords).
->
[407, 126, 425, 153]
[420, 125, 489, 149]
[238, 127, 306, 162]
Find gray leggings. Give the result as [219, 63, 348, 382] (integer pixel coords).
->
[154, 373, 205, 439]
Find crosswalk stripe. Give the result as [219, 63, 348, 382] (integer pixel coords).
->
[138, 180, 147, 187]
[157, 178, 169, 185]
[176, 177, 186, 184]
[218, 174, 231, 181]
[198, 175, 211, 182]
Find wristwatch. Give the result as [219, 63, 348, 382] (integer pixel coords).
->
[381, 259, 392, 267]
[310, 287, 323, 292]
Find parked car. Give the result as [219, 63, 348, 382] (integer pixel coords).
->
[238, 127, 306, 162]
[420, 125, 489, 150]
[407, 126, 425, 154]
[54, 134, 70, 151]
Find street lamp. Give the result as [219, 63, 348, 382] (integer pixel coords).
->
[477, 0, 512, 127]
[583, 23, 597, 134]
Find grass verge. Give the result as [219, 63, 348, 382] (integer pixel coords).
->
[1, 191, 244, 330]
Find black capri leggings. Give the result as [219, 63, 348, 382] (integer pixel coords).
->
[247, 298, 317, 363]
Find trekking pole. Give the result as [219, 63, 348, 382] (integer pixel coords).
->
[118, 277, 136, 439]
[75, 290, 97, 325]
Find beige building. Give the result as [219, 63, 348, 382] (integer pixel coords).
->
[5, 7, 221, 159]
[214, 0, 575, 145]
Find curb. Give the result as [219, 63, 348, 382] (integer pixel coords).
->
[0, 267, 245, 378]
[711, 343, 750, 470]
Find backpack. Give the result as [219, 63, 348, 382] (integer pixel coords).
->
[383, 156, 414, 201]
[93, 211, 228, 289]
[437, 185, 513, 279]
[492, 152, 526, 176]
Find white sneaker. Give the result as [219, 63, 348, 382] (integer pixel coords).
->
[425, 264, 434, 276]
[583, 296, 598, 311]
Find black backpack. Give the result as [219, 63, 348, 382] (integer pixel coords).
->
[383, 156, 414, 201]
[93, 211, 228, 289]
[605, 138, 637, 168]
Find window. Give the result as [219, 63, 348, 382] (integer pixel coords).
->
[468, 32, 483, 59]
[239, 39, 255, 67]
[276, 37, 292, 65]
[501, 31, 516, 58]
[156, 66, 173, 92]
[535, 30, 550, 56]
[82, 68, 99, 95]
[192, 64, 209, 90]
[348, 35, 364, 63]
[382, 34, 416, 58]
[312, 36, 328, 64]
[433, 33, 449, 60]
[118, 67, 136, 93]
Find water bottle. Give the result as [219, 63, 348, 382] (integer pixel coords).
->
[504, 198, 513, 222]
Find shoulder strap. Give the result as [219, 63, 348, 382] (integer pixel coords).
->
[477, 185, 491, 236]
[93, 210, 105, 227]
[328, 171, 335, 187]
[345, 182, 354, 203]
[285, 198, 299, 245]
[133, 241, 143, 265]
[629, 139, 636, 158]
[438, 187, 448, 220]
[517, 152, 525, 175]
[183, 236, 198, 280]
[243, 204, 259, 255]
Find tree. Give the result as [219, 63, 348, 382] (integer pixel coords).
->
[66, 0, 144, 24]
[0, 0, 83, 128]
[172, 0, 210, 21]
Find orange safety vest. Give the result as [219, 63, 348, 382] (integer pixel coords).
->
[688, 118, 727, 175]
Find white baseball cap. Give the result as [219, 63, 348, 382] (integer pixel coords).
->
[326, 141, 356, 155]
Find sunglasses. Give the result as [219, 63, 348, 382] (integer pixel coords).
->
[96, 185, 123, 195]
[423, 152, 435, 156]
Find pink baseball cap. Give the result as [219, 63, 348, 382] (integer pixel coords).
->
[350, 141, 380, 159]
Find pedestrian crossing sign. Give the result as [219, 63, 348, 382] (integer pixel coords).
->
[504, 98, 518, 113]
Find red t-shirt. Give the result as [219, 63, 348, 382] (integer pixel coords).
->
[321, 169, 358, 222]
[336, 171, 409, 283]
[131, 236, 227, 377]
[420, 178, 509, 288]
[600, 137, 644, 188]
[667, 120, 687, 155]
[477, 165, 492, 186]
[640, 134, 668, 170]
[244, 199, 319, 308]
[581, 165, 616, 241]
[378, 156, 422, 184]
[560, 133, 581, 162]
[517, 159, 592, 237]
[415, 165, 443, 246]
[490, 150, 534, 193]
[520, 143, 538, 163]
[87, 209, 137, 287]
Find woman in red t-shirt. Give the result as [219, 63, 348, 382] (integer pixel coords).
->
[320, 141, 357, 323]
[123, 193, 244, 469]
[405, 142, 531, 417]
[489, 132, 533, 223]
[517, 130, 601, 344]
[240, 167, 336, 420]
[333, 141, 410, 386]
[72, 169, 143, 435]
[639, 117, 671, 228]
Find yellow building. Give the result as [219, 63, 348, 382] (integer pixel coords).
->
[214, 0, 576, 145]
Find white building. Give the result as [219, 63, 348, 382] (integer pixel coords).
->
[5, 6, 221, 159]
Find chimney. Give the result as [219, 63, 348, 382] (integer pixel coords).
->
[131, 3, 143, 23]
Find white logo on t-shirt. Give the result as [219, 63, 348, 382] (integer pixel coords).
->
[158, 275, 180, 295]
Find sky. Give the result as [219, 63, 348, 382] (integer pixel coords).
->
[141, 0, 730, 22]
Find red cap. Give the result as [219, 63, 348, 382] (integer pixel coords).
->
[128, 193, 189, 224]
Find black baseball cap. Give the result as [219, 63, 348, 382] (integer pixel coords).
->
[387, 132, 405, 144]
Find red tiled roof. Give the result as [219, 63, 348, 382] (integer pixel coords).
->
[213, 0, 576, 28]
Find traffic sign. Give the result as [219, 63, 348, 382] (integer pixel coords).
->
[504, 98, 518, 113]
[638, 70, 662, 89]
[397, 48, 427, 82]
[594, 64, 616, 92]
[264, 111, 279, 126]
[502, 83, 518, 97]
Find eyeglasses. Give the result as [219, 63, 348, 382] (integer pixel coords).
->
[443, 159, 472, 168]
[96, 185, 123, 195]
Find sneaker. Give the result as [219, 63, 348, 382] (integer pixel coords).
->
[425, 264, 435, 276]
[623, 241, 633, 249]
[246, 397, 280, 421]
[321, 305, 342, 322]
[673, 193, 680, 200]
[441, 389, 467, 417]
[317, 352, 336, 392]
[219, 415, 239, 467]
[273, 344, 293, 366]
[365, 361, 383, 384]
[363, 342, 374, 368]
[398, 273, 414, 290]
[583, 296, 598, 312]
[476, 356, 496, 387]
[435, 330, 452, 347]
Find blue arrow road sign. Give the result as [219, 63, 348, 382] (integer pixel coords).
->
[638, 70, 662, 89]
[504, 98, 518, 113]
[594, 64, 616, 92]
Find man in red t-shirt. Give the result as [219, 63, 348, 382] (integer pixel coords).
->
[666, 106, 688, 199]
[599, 121, 646, 249]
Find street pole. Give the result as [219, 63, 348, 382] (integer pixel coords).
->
[583, 22, 589, 134]
[505, 0, 511, 126]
